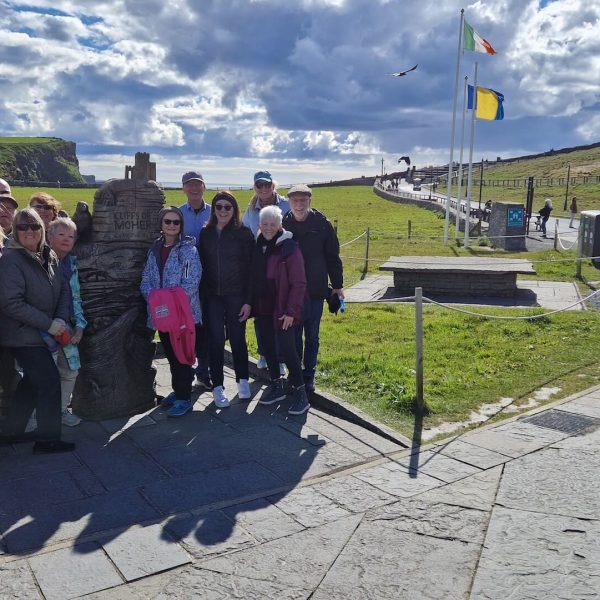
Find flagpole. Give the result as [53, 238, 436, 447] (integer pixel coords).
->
[444, 8, 465, 245]
[464, 61, 478, 249]
[455, 75, 468, 240]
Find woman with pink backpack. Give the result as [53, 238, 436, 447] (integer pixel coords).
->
[141, 206, 202, 417]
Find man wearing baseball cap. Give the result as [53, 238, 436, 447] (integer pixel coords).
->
[0, 191, 18, 236]
[282, 184, 343, 395]
[179, 171, 211, 244]
[179, 170, 212, 390]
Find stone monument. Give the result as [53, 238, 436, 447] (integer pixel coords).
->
[488, 202, 527, 251]
[71, 153, 165, 420]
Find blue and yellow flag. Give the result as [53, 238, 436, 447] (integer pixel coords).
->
[467, 85, 504, 120]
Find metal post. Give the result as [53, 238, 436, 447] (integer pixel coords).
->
[554, 219, 559, 250]
[408, 220, 412, 239]
[478, 158, 484, 229]
[563, 162, 571, 211]
[415, 287, 424, 414]
[363, 227, 370, 276]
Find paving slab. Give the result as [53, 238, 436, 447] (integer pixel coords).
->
[197, 514, 362, 591]
[354, 460, 443, 497]
[496, 445, 600, 520]
[435, 437, 510, 469]
[28, 542, 122, 600]
[471, 506, 600, 599]
[313, 474, 398, 513]
[0, 558, 43, 599]
[394, 448, 482, 482]
[101, 523, 191, 581]
[424, 465, 504, 511]
[163, 510, 255, 558]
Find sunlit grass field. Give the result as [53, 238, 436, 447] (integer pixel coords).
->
[10, 184, 600, 438]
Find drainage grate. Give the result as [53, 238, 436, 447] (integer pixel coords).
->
[522, 409, 600, 436]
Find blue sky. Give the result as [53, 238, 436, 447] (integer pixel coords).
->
[1, 0, 599, 185]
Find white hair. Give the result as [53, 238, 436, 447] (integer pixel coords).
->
[259, 205, 283, 226]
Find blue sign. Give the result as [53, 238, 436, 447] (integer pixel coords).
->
[507, 207, 524, 227]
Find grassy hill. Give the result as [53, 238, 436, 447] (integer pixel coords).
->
[0, 137, 85, 183]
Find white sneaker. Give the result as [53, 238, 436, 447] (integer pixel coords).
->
[25, 413, 37, 433]
[212, 385, 230, 408]
[61, 409, 82, 427]
[279, 363, 287, 377]
[257, 356, 267, 369]
[237, 379, 251, 400]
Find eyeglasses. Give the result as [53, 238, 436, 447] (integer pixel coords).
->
[162, 219, 181, 225]
[32, 204, 53, 211]
[214, 203, 233, 211]
[16, 223, 42, 231]
[255, 182, 272, 189]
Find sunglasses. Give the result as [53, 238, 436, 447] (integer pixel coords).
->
[32, 204, 54, 211]
[255, 181, 272, 189]
[214, 203, 233, 211]
[162, 218, 181, 225]
[16, 223, 42, 231]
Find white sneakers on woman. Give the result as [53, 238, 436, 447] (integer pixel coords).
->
[212, 385, 230, 408]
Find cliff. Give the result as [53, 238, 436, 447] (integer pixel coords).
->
[0, 137, 85, 184]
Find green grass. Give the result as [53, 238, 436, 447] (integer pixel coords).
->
[0, 137, 59, 144]
[13, 184, 600, 439]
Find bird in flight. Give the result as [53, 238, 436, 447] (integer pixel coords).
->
[398, 156, 411, 165]
[390, 64, 418, 77]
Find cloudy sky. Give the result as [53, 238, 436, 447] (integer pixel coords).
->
[1, 0, 598, 185]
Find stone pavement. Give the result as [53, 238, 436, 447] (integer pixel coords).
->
[1, 361, 600, 599]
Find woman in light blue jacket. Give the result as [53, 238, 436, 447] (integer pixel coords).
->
[140, 206, 202, 417]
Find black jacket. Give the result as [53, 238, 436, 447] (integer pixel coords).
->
[198, 223, 254, 299]
[282, 209, 343, 299]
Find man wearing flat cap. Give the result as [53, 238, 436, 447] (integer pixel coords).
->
[282, 184, 344, 393]
[179, 170, 212, 390]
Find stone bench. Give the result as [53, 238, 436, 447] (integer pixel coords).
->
[379, 256, 536, 297]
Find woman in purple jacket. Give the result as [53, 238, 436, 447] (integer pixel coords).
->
[251, 205, 309, 415]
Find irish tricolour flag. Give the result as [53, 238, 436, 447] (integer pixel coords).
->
[463, 20, 496, 55]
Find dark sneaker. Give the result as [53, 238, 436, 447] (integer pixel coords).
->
[195, 376, 213, 391]
[288, 385, 310, 415]
[303, 375, 315, 393]
[33, 440, 76, 454]
[160, 391, 177, 409]
[259, 379, 288, 405]
[167, 399, 193, 417]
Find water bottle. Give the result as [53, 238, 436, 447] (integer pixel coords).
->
[339, 298, 346, 313]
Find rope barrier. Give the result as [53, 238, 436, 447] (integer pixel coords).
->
[340, 253, 600, 265]
[556, 229, 577, 251]
[345, 288, 600, 320]
[339, 231, 367, 247]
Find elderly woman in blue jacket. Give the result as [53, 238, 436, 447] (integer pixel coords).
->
[141, 206, 202, 417]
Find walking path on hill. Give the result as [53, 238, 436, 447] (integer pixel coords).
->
[1, 359, 600, 598]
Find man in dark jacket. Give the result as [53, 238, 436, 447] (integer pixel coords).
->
[282, 185, 343, 392]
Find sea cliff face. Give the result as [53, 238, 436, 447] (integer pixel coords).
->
[0, 137, 85, 183]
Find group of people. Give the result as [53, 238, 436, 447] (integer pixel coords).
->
[0, 170, 344, 454]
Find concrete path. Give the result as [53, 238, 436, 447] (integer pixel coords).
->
[346, 274, 583, 311]
[1, 361, 599, 598]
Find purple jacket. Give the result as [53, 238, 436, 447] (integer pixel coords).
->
[252, 230, 307, 329]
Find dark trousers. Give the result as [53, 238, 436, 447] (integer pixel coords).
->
[541, 216, 549, 235]
[255, 315, 303, 387]
[158, 332, 194, 400]
[3, 346, 61, 441]
[205, 295, 249, 387]
[194, 322, 210, 378]
[0, 347, 20, 417]
[295, 297, 324, 379]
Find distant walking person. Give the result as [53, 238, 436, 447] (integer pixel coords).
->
[179, 171, 212, 391]
[569, 196, 578, 228]
[282, 185, 343, 393]
[539, 198, 553, 238]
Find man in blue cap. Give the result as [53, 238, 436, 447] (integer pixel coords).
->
[179, 170, 212, 390]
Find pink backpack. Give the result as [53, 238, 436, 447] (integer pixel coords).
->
[148, 287, 196, 366]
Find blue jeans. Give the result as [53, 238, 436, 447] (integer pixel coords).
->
[4, 346, 61, 441]
[295, 298, 324, 379]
